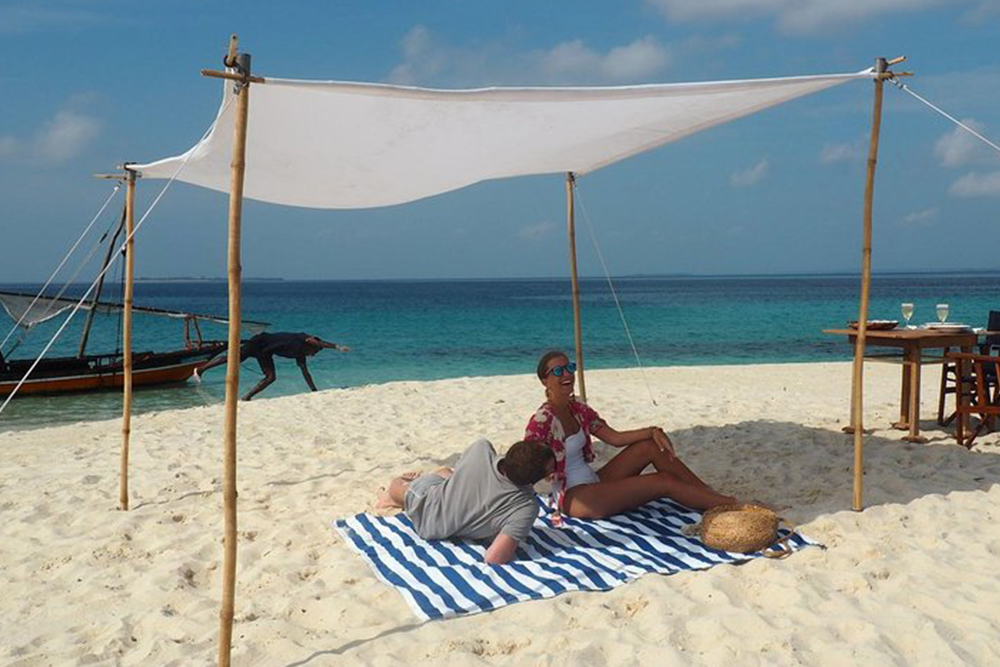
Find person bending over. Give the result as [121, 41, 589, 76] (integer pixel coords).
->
[379, 438, 555, 564]
[525, 350, 736, 525]
[197, 331, 349, 401]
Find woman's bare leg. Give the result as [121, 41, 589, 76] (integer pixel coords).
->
[597, 439, 715, 490]
[564, 472, 736, 519]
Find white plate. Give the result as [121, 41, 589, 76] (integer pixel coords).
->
[848, 319, 898, 330]
[923, 322, 971, 332]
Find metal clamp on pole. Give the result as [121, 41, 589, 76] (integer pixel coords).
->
[880, 56, 914, 83]
[203, 35, 264, 86]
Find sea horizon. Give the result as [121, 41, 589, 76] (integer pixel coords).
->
[5, 266, 1000, 286]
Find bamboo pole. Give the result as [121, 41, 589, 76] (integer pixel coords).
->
[851, 57, 888, 512]
[566, 172, 586, 403]
[201, 69, 266, 84]
[119, 169, 136, 510]
[217, 35, 250, 667]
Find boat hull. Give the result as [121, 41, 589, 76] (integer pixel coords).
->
[0, 343, 227, 396]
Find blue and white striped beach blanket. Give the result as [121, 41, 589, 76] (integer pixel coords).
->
[334, 497, 816, 621]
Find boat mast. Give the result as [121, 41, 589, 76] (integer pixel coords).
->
[566, 172, 587, 402]
[77, 203, 126, 357]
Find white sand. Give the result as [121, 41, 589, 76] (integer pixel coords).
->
[2, 361, 999, 666]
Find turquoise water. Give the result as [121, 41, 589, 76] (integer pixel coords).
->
[2, 273, 998, 430]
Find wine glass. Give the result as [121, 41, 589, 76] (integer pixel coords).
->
[901, 302, 914, 329]
[936, 303, 949, 324]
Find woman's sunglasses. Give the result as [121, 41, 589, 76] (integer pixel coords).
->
[546, 362, 577, 377]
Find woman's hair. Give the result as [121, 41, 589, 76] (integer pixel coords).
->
[536, 350, 568, 381]
[500, 440, 555, 486]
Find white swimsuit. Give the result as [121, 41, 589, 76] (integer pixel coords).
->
[562, 429, 600, 489]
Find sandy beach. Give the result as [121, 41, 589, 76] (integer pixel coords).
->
[2, 361, 999, 666]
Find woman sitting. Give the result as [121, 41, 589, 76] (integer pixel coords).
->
[525, 350, 736, 524]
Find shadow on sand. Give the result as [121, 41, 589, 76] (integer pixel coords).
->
[664, 419, 1000, 525]
[283, 621, 429, 666]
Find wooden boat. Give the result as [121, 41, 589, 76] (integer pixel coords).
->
[0, 203, 268, 398]
[0, 341, 226, 396]
[0, 286, 268, 397]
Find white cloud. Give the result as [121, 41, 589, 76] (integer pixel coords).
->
[899, 208, 938, 226]
[934, 119, 991, 167]
[730, 157, 769, 187]
[518, 221, 556, 241]
[646, 0, 784, 21]
[0, 136, 17, 158]
[819, 141, 864, 164]
[388, 27, 670, 86]
[915, 67, 1000, 116]
[386, 26, 447, 85]
[949, 170, 1000, 197]
[678, 33, 742, 53]
[960, 1, 1000, 24]
[0, 4, 108, 34]
[539, 36, 670, 81]
[0, 106, 101, 164]
[935, 118, 1000, 197]
[644, 0, 969, 34]
[36, 111, 101, 162]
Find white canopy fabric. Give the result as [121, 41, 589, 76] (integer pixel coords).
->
[134, 70, 871, 209]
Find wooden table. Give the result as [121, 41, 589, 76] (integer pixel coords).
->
[824, 328, 979, 442]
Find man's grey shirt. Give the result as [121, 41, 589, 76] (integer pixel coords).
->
[406, 439, 539, 542]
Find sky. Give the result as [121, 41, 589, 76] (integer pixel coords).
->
[1, 0, 998, 282]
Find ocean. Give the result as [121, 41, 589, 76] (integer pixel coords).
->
[2, 272, 998, 430]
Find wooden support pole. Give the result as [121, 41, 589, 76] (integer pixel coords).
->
[201, 69, 265, 84]
[566, 172, 587, 403]
[852, 57, 888, 512]
[119, 169, 136, 511]
[217, 34, 250, 667]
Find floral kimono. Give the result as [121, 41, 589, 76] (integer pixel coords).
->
[524, 399, 605, 526]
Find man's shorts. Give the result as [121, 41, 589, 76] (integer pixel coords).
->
[403, 472, 446, 518]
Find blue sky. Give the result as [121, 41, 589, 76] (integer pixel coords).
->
[1, 1, 998, 281]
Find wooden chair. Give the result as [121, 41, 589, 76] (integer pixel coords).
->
[949, 351, 1000, 448]
[938, 310, 1000, 425]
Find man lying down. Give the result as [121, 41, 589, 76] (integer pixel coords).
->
[378, 439, 555, 564]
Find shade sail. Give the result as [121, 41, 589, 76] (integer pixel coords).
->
[134, 70, 871, 209]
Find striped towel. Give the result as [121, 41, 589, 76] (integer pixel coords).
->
[334, 497, 816, 621]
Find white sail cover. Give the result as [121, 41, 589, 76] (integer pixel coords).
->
[0, 291, 269, 332]
[134, 70, 871, 209]
[0, 292, 97, 329]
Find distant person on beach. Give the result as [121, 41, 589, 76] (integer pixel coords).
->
[525, 350, 736, 525]
[378, 438, 554, 564]
[196, 332, 349, 401]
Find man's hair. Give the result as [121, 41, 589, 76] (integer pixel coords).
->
[536, 350, 568, 382]
[500, 440, 555, 486]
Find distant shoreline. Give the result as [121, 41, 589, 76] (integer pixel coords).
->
[133, 277, 286, 283]
[2, 269, 998, 286]
[117, 269, 1000, 282]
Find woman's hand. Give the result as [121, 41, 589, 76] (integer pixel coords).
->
[650, 426, 676, 460]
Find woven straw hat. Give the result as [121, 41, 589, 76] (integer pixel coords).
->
[699, 503, 791, 557]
